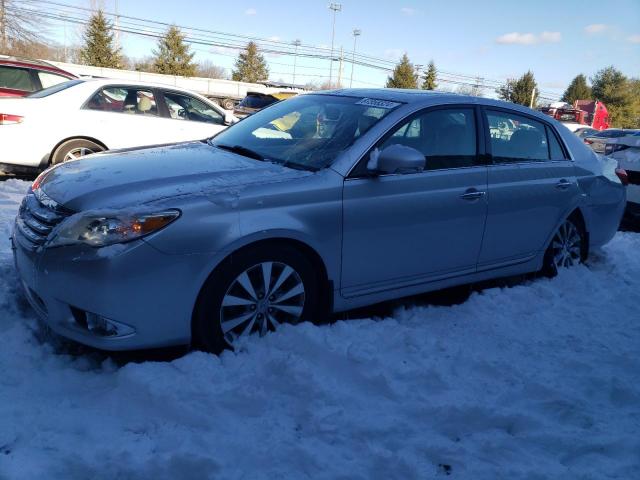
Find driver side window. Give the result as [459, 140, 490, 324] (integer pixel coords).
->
[163, 92, 223, 124]
[380, 107, 478, 171]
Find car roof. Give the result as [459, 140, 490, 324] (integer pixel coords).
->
[312, 88, 554, 120]
[73, 77, 213, 98]
[0, 55, 76, 76]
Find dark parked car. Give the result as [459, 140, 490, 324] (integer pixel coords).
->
[234, 91, 297, 117]
[0, 56, 77, 97]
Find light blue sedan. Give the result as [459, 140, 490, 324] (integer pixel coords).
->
[13, 89, 626, 353]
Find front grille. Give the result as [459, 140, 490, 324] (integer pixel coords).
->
[627, 170, 640, 186]
[16, 191, 73, 251]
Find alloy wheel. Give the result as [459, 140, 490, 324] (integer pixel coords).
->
[219, 261, 305, 346]
[63, 147, 99, 162]
[550, 220, 582, 269]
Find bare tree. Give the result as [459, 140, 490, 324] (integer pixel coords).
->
[0, 0, 48, 53]
[196, 60, 228, 79]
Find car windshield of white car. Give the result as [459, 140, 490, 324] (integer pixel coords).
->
[210, 94, 401, 171]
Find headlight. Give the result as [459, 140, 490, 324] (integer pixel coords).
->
[47, 210, 180, 248]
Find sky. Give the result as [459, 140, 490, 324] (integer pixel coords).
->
[43, 0, 640, 98]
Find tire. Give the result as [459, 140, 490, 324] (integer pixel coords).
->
[51, 139, 105, 165]
[221, 98, 235, 110]
[542, 215, 587, 277]
[193, 245, 322, 354]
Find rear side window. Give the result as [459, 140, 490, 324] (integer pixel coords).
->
[86, 87, 158, 116]
[487, 110, 565, 162]
[380, 107, 477, 170]
[0, 66, 35, 91]
[37, 71, 71, 89]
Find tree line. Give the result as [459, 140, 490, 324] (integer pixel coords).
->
[386, 53, 640, 128]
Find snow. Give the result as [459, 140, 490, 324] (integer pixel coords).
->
[1, 178, 639, 479]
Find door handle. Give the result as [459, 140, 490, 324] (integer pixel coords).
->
[555, 179, 572, 190]
[460, 189, 486, 200]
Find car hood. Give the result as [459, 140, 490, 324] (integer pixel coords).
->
[38, 141, 313, 211]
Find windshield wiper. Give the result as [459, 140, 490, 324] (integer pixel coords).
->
[214, 143, 265, 161]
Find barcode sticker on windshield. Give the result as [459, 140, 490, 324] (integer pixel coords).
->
[356, 98, 401, 109]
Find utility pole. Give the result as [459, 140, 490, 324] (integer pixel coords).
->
[349, 28, 361, 88]
[114, 0, 120, 51]
[328, 3, 341, 87]
[337, 46, 344, 88]
[0, 0, 6, 53]
[414, 64, 423, 88]
[530, 87, 536, 108]
[292, 39, 301, 84]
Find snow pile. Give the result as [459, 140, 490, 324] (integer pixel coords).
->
[1, 179, 639, 479]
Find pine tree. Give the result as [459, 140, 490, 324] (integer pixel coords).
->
[232, 42, 269, 83]
[80, 9, 122, 68]
[152, 26, 196, 77]
[386, 54, 417, 89]
[496, 71, 538, 107]
[422, 60, 437, 90]
[561, 74, 592, 104]
[591, 66, 639, 128]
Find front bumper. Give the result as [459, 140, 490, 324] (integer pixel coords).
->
[12, 225, 211, 351]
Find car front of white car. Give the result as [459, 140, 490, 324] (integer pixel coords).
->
[605, 135, 640, 226]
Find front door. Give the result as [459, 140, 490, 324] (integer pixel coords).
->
[341, 106, 488, 297]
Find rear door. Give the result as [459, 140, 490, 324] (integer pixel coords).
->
[478, 107, 579, 268]
[341, 105, 489, 296]
[81, 85, 169, 148]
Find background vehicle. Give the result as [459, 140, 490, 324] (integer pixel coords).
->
[0, 78, 237, 173]
[584, 129, 640, 153]
[48, 60, 307, 110]
[574, 127, 598, 139]
[12, 90, 625, 354]
[0, 56, 77, 97]
[539, 100, 609, 131]
[605, 136, 640, 226]
[234, 91, 298, 118]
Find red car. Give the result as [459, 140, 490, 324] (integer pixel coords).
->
[0, 56, 77, 97]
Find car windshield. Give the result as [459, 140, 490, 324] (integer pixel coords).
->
[211, 94, 400, 170]
[27, 79, 84, 98]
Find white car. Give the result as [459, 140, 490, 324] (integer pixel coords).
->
[606, 135, 640, 225]
[0, 78, 238, 173]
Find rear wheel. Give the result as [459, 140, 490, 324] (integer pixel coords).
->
[221, 98, 236, 110]
[51, 139, 105, 165]
[193, 245, 322, 354]
[542, 216, 587, 276]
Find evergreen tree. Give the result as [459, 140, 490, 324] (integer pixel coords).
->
[422, 60, 437, 90]
[496, 71, 538, 107]
[152, 26, 196, 76]
[591, 66, 639, 128]
[561, 74, 592, 104]
[386, 54, 417, 89]
[80, 10, 122, 68]
[232, 42, 269, 83]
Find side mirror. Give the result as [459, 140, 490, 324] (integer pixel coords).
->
[367, 144, 425, 175]
[224, 112, 239, 125]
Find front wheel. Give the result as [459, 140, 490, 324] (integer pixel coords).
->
[193, 245, 322, 354]
[542, 217, 587, 276]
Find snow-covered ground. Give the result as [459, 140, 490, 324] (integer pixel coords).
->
[0, 178, 639, 479]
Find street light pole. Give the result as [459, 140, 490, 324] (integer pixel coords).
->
[292, 39, 301, 84]
[328, 3, 342, 87]
[349, 28, 361, 88]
